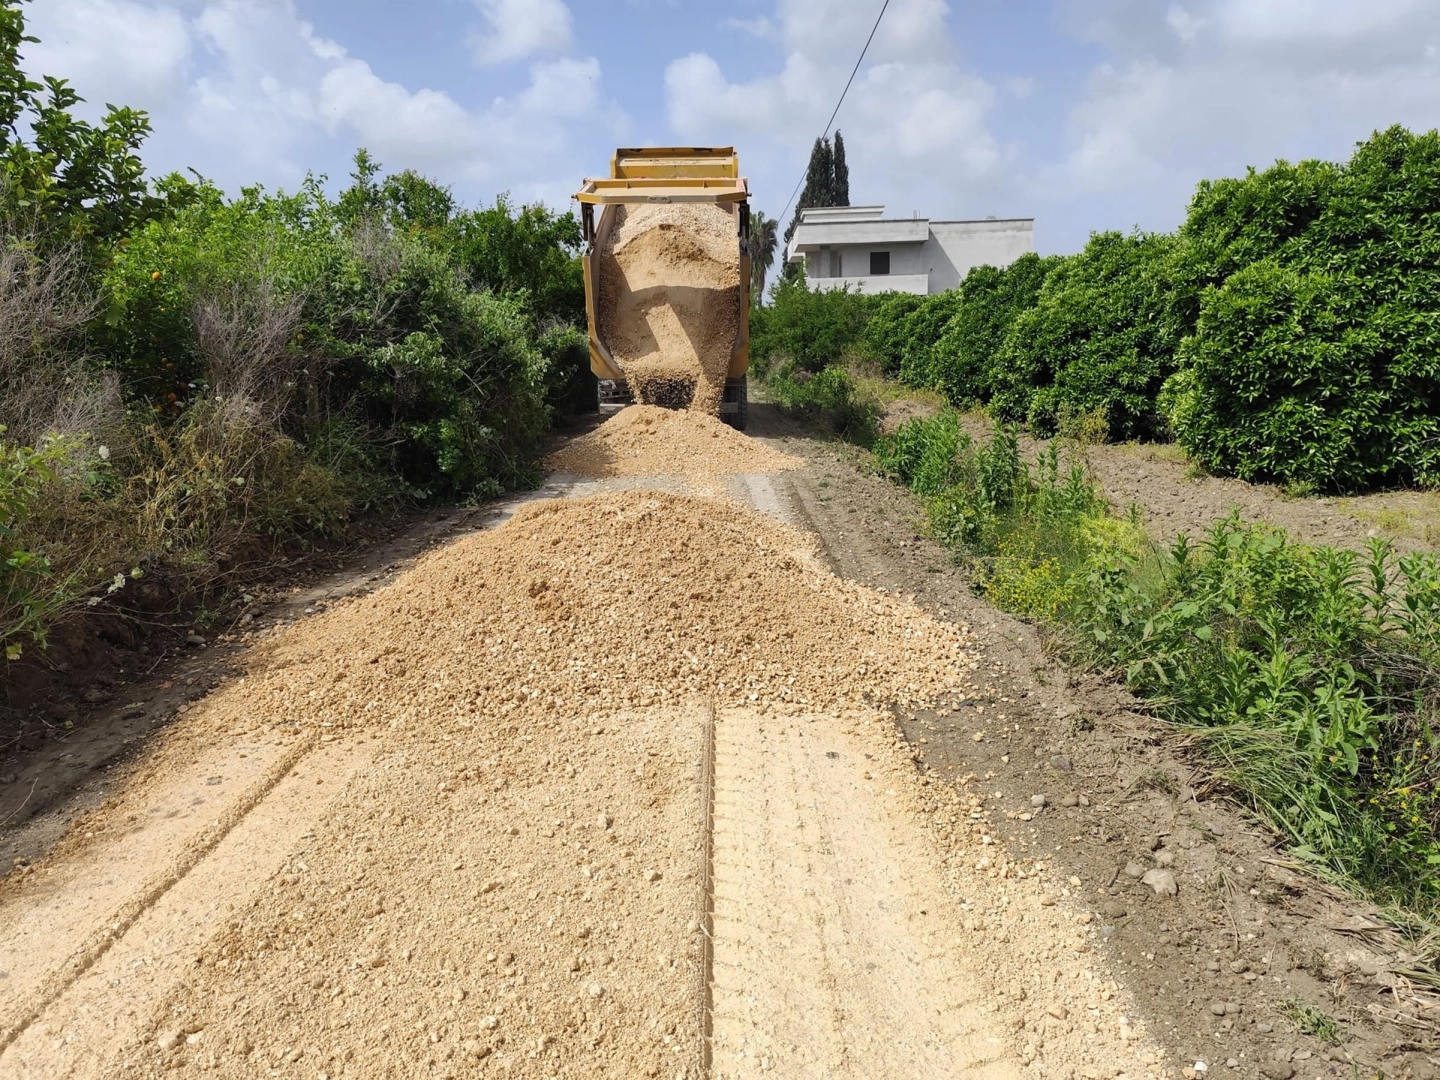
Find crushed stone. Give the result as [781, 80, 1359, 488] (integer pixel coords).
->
[103, 491, 981, 1077]
[597, 203, 741, 414]
[546, 404, 800, 478]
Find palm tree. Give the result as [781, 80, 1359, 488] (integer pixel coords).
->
[750, 210, 778, 305]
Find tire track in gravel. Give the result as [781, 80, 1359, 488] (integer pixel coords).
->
[707, 706, 1018, 1079]
[0, 734, 373, 1076]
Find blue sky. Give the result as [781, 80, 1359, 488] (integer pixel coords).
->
[26, 0, 1440, 253]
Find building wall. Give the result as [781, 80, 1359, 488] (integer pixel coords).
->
[922, 219, 1034, 292]
[840, 243, 925, 278]
[799, 219, 1035, 296]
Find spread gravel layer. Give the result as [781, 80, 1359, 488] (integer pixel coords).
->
[547, 405, 801, 478]
[100, 491, 986, 1078]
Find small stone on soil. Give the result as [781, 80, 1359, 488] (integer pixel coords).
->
[1142, 869, 1178, 896]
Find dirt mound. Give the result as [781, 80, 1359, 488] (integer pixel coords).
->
[547, 404, 800, 477]
[597, 203, 741, 414]
[98, 491, 974, 1076]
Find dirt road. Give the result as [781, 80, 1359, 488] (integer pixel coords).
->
[0, 405, 1434, 1079]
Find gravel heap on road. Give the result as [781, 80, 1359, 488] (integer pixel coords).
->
[547, 404, 800, 478]
[112, 491, 977, 1078]
[597, 203, 741, 414]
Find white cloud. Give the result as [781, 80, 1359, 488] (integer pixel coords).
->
[24, 0, 191, 115]
[664, 0, 1007, 220]
[515, 57, 602, 119]
[469, 0, 573, 66]
[722, 16, 777, 39]
[1059, 1, 1440, 198]
[1049, 0, 1440, 220]
[17, 0, 614, 198]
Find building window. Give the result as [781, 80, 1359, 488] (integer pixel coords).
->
[870, 250, 890, 276]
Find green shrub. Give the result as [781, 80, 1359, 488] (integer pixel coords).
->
[104, 176, 554, 499]
[766, 361, 878, 443]
[877, 412, 1104, 558]
[449, 195, 585, 326]
[991, 231, 1183, 439]
[0, 430, 82, 658]
[875, 409, 1440, 919]
[1175, 126, 1440, 490]
[895, 291, 964, 389]
[749, 278, 876, 374]
[873, 407, 969, 496]
[861, 292, 924, 376]
[926, 253, 1059, 405]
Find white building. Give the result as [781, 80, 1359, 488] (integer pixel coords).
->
[784, 205, 1034, 295]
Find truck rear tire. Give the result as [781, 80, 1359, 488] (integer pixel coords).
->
[721, 376, 748, 432]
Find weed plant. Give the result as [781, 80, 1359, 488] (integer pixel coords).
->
[1075, 521, 1440, 916]
[764, 359, 880, 445]
[876, 408, 1440, 922]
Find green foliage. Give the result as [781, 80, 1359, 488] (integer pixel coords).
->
[0, 428, 78, 657]
[875, 409, 1440, 920]
[0, 15, 590, 669]
[928, 253, 1060, 404]
[449, 193, 584, 326]
[991, 231, 1183, 439]
[1174, 126, 1440, 490]
[0, 0, 162, 246]
[766, 361, 878, 444]
[102, 171, 555, 498]
[876, 412, 1106, 561]
[1073, 520, 1440, 916]
[895, 291, 965, 390]
[784, 131, 849, 248]
[1277, 999, 1342, 1045]
[748, 277, 877, 374]
[749, 210, 778, 305]
[860, 291, 924, 376]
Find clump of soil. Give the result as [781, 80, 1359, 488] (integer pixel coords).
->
[101, 491, 976, 1076]
[596, 203, 741, 415]
[547, 404, 800, 477]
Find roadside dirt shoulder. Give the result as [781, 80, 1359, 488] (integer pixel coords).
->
[755, 407, 1440, 1080]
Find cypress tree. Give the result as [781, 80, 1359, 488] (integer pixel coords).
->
[785, 136, 835, 247]
[832, 130, 849, 206]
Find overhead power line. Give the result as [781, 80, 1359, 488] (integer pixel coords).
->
[777, 0, 890, 227]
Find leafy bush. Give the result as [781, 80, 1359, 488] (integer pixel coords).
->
[875, 410, 1440, 919]
[450, 195, 585, 326]
[1174, 126, 1440, 489]
[0, 430, 82, 657]
[129, 397, 353, 560]
[861, 292, 924, 376]
[749, 277, 877, 374]
[926, 253, 1059, 405]
[0, 1, 595, 678]
[104, 173, 553, 499]
[876, 412, 1106, 561]
[991, 231, 1183, 439]
[894, 291, 964, 389]
[766, 360, 878, 443]
[0, 1, 164, 248]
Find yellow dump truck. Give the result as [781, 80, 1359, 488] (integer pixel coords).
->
[575, 147, 752, 429]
